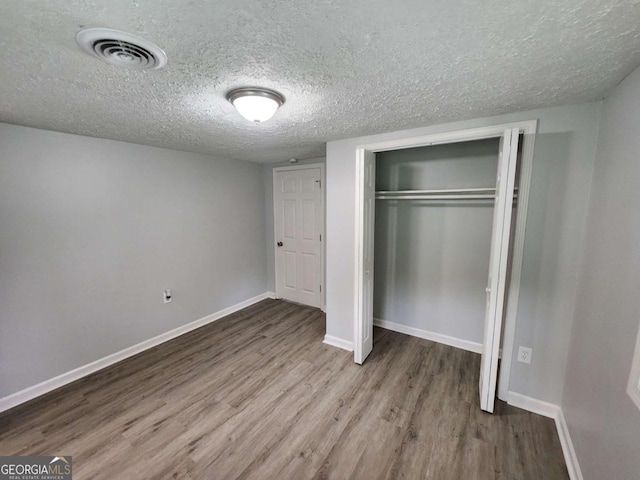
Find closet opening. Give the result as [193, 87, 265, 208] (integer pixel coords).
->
[354, 123, 536, 413]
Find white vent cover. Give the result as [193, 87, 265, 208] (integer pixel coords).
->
[76, 28, 167, 70]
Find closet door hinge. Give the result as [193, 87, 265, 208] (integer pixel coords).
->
[320, 284, 322, 292]
[320, 233, 322, 241]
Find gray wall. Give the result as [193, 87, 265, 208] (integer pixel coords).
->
[0, 123, 267, 398]
[374, 140, 498, 345]
[562, 67, 640, 479]
[262, 157, 325, 293]
[326, 101, 601, 405]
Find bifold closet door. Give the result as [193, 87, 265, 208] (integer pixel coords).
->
[354, 150, 376, 364]
[479, 127, 520, 413]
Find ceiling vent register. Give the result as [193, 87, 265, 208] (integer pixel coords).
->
[76, 28, 167, 70]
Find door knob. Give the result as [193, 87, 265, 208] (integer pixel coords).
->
[277, 241, 283, 247]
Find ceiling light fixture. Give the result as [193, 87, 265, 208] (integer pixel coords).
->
[226, 87, 285, 124]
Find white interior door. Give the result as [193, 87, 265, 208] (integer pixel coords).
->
[274, 166, 323, 308]
[479, 127, 520, 413]
[354, 150, 376, 364]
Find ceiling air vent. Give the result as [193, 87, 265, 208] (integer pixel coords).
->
[75, 28, 167, 70]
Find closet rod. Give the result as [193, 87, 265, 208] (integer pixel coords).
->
[376, 187, 496, 195]
[375, 193, 519, 201]
[376, 194, 497, 200]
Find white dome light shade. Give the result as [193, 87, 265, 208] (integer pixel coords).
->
[227, 88, 285, 123]
[232, 96, 279, 123]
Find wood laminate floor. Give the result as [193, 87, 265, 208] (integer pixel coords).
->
[0, 299, 568, 479]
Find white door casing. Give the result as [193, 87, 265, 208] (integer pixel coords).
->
[353, 121, 536, 409]
[354, 150, 376, 364]
[479, 127, 520, 413]
[274, 166, 324, 308]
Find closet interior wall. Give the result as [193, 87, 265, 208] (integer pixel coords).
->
[373, 138, 504, 348]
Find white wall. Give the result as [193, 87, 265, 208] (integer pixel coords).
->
[373, 140, 499, 345]
[0, 123, 267, 398]
[262, 157, 325, 293]
[326, 102, 601, 404]
[562, 67, 640, 479]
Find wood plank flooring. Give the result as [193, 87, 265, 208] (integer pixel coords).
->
[0, 299, 568, 479]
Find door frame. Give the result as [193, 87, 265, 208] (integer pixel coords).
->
[273, 163, 325, 309]
[353, 120, 537, 400]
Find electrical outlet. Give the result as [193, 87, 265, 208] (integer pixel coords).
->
[518, 346, 532, 364]
[163, 289, 172, 303]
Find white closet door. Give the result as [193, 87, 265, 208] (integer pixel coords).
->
[479, 127, 520, 413]
[354, 150, 376, 364]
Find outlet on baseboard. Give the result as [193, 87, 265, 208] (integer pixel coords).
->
[518, 346, 532, 364]
[163, 289, 172, 303]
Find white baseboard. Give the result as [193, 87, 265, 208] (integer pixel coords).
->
[0, 292, 273, 414]
[323, 335, 353, 352]
[507, 392, 583, 480]
[506, 391, 559, 418]
[554, 408, 584, 480]
[265, 291, 276, 299]
[373, 318, 482, 354]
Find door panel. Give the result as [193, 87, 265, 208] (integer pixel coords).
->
[283, 200, 296, 238]
[302, 200, 315, 239]
[284, 251, 297, 289]
[282, 178, 296, 193]
[355, 150, 376, 364]
[274, 167, 323, 308]
[479, 128, 520, 413]
[301, 177, 316, 191]
[302, 253, 315, 293]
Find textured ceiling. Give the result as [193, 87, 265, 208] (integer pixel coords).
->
[1, 1, 639, 163]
